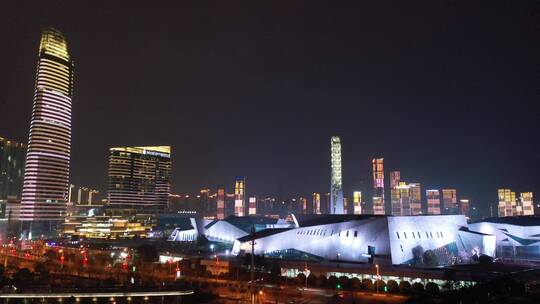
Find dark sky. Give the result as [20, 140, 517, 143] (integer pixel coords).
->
[1, 1, 539, 216]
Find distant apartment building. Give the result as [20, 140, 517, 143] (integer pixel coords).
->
[353, 191, 362, 214]
[372, 158, 385, 215]
[248, 196, 257, 215]
[0, 137, 26, 200]
[234, 176, 245, 216]
[426, 190, 441, 215]
[519, 192, 534, 216]
[459, 199, 470, 217]
[216, 185, 226, 219]
[498, 189, 535, 217]
[442, 189, 458, 215]
[312, 193, 321, 215]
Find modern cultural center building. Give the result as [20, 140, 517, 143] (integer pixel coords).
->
[170, 214, 499, 266]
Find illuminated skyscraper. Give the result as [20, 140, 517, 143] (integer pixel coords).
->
[519, 192, 534, 216]
[20, 28, 75, 234]
[0, 137, 26, 200]
[312, 192, 321, 214]
[234, 176, 245, 216]
[353, 191, 362, 214]
[372, 158, 385, 215]
[248, 196, 257, 215]
[330, 136, 344, 214]
[216, 185, 225, 220]
[498, 189, 516, 217]
[442, 189, 458, 214]
[426, 189, 441, 215]
[107, 146, 171, 213]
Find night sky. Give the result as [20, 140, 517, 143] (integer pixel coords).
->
[1, 1, 538, 215]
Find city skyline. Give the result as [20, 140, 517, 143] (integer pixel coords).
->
[1, 2, 539, 214]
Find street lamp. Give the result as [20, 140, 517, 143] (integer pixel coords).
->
[375, 264, 380, 294]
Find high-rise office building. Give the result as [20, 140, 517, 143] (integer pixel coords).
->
[442, 189, 458, 214]
[353, 191, 362, 214]
[330, 136, 344, 214]
[312, 192, 321, 214]
[0, 137, 26, 200]
[498, 189, 516, 217]
[426, 189, 441, 215]
[234, 176, 245, 216]
[107, 146, 171, 212]
[519, 192, 534, 216]
[248, 196, 257, 215]
[372, 158, 385, 215]
[216, 185, 225, 220]
[20, 28, 75, 235]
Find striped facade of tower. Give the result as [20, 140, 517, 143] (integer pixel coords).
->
[20, 28, 74, 225]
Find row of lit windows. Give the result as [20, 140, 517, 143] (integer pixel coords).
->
[296, 228, 361, 238]
[396, 230, 444, 240]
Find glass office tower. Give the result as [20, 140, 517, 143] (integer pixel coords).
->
[107, 146, 171, 213]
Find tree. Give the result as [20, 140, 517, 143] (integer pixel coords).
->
[296, 273, 306, 285]
[307, 273, 317, 287]
[44, 250, 57, 260]
[411, 282, 424, 293]
[350, 277, 361, 290]
[387, 280, 399, 293]
[374, 280, 386, 291]
[422, 250, 439, 266]
[13, 268, 33, 287]
[399, 281, 411, 293]
[136, 245, 158, 263]
[478, 254, 493, 266]
[425, 282, 439, 294]
[328, 275, 339, 289]
[316, 275, 327, 287]
[411, 245, 424, 265]
[338, 276, 350, 289]
[361, 279, 373, 291]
